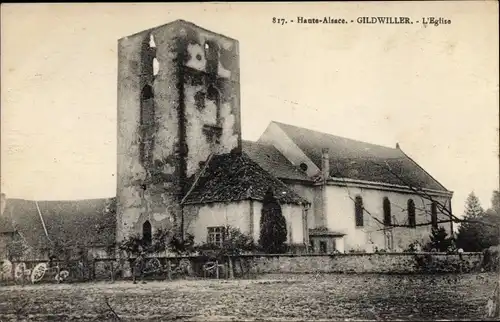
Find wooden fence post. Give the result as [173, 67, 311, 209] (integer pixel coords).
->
[56, 264, 61, 284]
[228, 256, 234, 279]
[166, 259, 172, 280]
[21, 265, 25, 286]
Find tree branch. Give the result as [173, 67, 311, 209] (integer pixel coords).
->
[330, 159, 498, 230]
[104, 297, 121, 321]
[367, 159, 499, 229]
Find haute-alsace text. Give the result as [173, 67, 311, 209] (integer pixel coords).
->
[272, 17, 348, 25]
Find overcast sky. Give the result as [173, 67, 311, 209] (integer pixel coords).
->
[1, 3, 498, 216]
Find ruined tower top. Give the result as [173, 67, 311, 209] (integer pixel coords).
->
[119, 19, 238, 42]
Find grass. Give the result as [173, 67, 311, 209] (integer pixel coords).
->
[0, 272, 497, 321]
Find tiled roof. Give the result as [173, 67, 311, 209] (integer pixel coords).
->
[1, 197, 116, 250]
[0, 216, 15, 234]
[182, 152, 310, 206]
[242, 140, 311, 182]
[271, 122, 448, 192]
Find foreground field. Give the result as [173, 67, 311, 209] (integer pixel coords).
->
[0, 273, 497, 321]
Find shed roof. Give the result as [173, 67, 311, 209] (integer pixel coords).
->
[1, 197, 116, 249]
[242, 140, 311, 182]
[182, 152, 310, 206]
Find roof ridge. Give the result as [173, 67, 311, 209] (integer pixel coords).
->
[271, 121, 398, 150]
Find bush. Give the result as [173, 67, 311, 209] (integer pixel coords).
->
[194, 226, 257, 259]
[425, 227, 453, 252]
[482, 245, 500, 272]
[404, 241, 423, 253]
[167, 232, 195, 255]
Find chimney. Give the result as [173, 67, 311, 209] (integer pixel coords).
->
[321, 148, 330, 181]
[396, 143, 400, 149]
[319, 148, 329, 228]
[0, 193, 6, 216]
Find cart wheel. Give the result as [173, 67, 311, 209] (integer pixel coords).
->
[55, 270, 70, 282]
[144, 258, 161, 274]
[1, 260, 12, 280]
[31, 263, 48, 283]
[14, 263, 26, 281]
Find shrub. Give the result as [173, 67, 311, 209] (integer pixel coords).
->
[168, 232, 195, 255]
[195, 226, 257, 259]
[404, 241, 421, 253]
[482, 245, 500, 272]
[425, 227, 453, 252]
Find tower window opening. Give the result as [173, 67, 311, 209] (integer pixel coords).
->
[204, 41, 219, 75]
[143, 220, 152, 246]
[141, 84, 154, 101]
[206, 85, 221, 126]
[140, 84, 155, 166]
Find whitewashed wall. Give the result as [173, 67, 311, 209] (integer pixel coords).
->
[324, 185, 452, 252]
[185, 200, 306, 246]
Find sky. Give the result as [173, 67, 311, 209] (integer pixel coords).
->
[1, 2, 498, 217]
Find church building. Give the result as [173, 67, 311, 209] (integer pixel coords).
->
[0, 20, 453, 260]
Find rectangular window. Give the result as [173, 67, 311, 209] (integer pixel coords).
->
[207, 226, 225, 247]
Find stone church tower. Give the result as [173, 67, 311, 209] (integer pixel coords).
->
[116, 20, 241, 242]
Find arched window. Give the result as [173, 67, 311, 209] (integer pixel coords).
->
[383, 197, 391, 226]
[142, 220, 152, 246]
[141, 84, 154, 101]
[355, 196, 364, 227]
[408, 199, 416, 228]
[203, 85, 220, 126]
[431, 201, 438, 229]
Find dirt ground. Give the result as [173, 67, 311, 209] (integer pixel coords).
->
[0, 272, 496, 321]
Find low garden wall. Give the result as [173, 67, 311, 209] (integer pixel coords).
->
[1, 252, 488, 284]
[233, 252, 485, 275]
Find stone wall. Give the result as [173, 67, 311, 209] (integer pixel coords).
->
[233, 252, 484, 275]
[1, 253, 485, 285]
